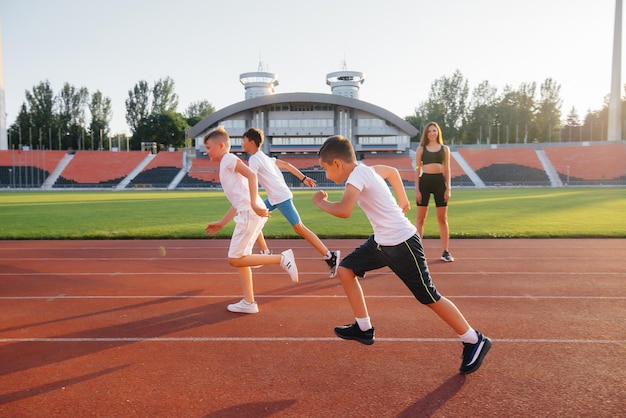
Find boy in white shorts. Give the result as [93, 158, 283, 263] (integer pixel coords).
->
[204, 127, 299, 314]
[242, 127, 340, 277]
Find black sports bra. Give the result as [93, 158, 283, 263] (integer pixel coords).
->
[422, 146, 444, 165]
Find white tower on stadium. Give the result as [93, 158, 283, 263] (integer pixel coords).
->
[239, 62, 279, 100]
[0, 19, 7, 150]
[608, 0, 623, 141]
[326, 61, 365, 99]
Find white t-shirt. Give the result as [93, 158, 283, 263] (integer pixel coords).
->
[219, 153, 265, 212]
[248, 152, 292, 206]
[347, 163, 417, 246]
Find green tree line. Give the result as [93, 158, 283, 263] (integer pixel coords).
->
[7, 77, 214, 152]
[407, 69, 623, 144]
[7, 70, 623, 151]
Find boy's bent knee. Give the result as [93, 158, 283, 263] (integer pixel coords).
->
[337, 266, 356, 281]
[228, 257, 243, 267]
[292, 222, 307, 235]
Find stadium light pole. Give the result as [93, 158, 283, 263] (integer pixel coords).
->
[608, 0, 622, 141]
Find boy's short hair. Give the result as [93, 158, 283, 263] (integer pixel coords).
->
[318, 135, 356, 164]
[203, 126, 230, 145]
[243, 128, 264, 147]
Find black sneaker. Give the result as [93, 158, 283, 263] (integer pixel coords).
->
[334, 322, 375, 345]
[441, 251, 455, 262]
[459, 331, 491, 374]
[325, 250, 341, 278]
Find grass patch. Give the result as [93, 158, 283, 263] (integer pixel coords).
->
[0, 188, 624, 239]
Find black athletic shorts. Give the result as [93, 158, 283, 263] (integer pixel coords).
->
[339, 234, 442, 305]
[418, 172, 447, 207]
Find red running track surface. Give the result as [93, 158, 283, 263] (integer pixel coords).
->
[0, 238, 624, 417]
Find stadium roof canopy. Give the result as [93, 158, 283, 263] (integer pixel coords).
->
[187, 92, 418, 139]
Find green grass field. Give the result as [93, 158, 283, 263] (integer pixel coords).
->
[0, 188, 624, 239]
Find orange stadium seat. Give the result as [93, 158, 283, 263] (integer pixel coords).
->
[60, 151, 149, 184]
[543, 143, 626, 181]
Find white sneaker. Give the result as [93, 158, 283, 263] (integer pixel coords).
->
[227, 298, 259, 314]
[280, 249, 299, 282]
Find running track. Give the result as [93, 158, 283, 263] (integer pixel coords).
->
[0, 239, 624, 417]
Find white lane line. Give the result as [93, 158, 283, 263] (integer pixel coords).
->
[0, 295, 624, 300]
[0, 337, 623, 344]
[1, 256, 619, 261]
[0, 271, 622, 276]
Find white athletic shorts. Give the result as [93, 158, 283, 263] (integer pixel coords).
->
[228, 210, 267, 259]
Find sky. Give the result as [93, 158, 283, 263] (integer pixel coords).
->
[0, 0, 622, 135]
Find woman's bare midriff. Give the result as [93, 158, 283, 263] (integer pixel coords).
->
[421, 163, 443, 174]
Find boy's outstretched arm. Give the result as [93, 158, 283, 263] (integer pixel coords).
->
[206, 206, 237, 236]
[311, 185, 360, 218]
[276, 159, 317, 187]
[373, 165, 410, 213]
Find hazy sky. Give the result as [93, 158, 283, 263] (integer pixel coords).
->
[1, 0, 621, 135]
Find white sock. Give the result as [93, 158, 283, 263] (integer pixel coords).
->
[356, 317, 372, 331]
[459, 328, 479, 344]
[324, 251, 331, 259]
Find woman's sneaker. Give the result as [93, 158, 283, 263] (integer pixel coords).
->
[459, 331, 491, 374]
[227, 299, 259, 314]
[441, 251, 455, 262]
[334, 322, 375, 345]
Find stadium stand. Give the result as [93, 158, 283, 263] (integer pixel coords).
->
[54, 151, 150, 188]
[362, 154, 473, 187]
[361, 155, 413, 168]
[126, 151, 184, 189]
[276, 155, 325, 187]
[543, 143, 626, 185]
[361, 155, 414, 185]
[0, 150, 67, 188]
[177, 156, 221, 188]
[279, 155, 321, 170]
[457, 147, 550, 186]
[2, 143, 625, 190]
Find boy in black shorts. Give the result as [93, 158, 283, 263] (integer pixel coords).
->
[312, 135, 491, 374]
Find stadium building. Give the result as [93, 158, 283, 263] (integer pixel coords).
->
[187, 64, 418, 159]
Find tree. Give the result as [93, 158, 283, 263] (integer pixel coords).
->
[421, 69, 469, 143]
[25, 81, 56, 149]
[126, 77, 182, 144]
[58, 83, 89, 150]
[513, 82, 537, 143]
[563, 107, 581, 142]
[131, 111, 189, 150]
[185, 100, 215, 126]
[8, 103, 30, 149]
[89, 91, 112, 150]
[466, 80, 499, 144]
[535, 78, 562, 142]
[151, 77, 179, 114]
[405, 109, 427, 143]
[582, 109, 603, 141]
[566, 107, 580, 126]
[125, 80, 150, 134]
[494, 82, 536, 144]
